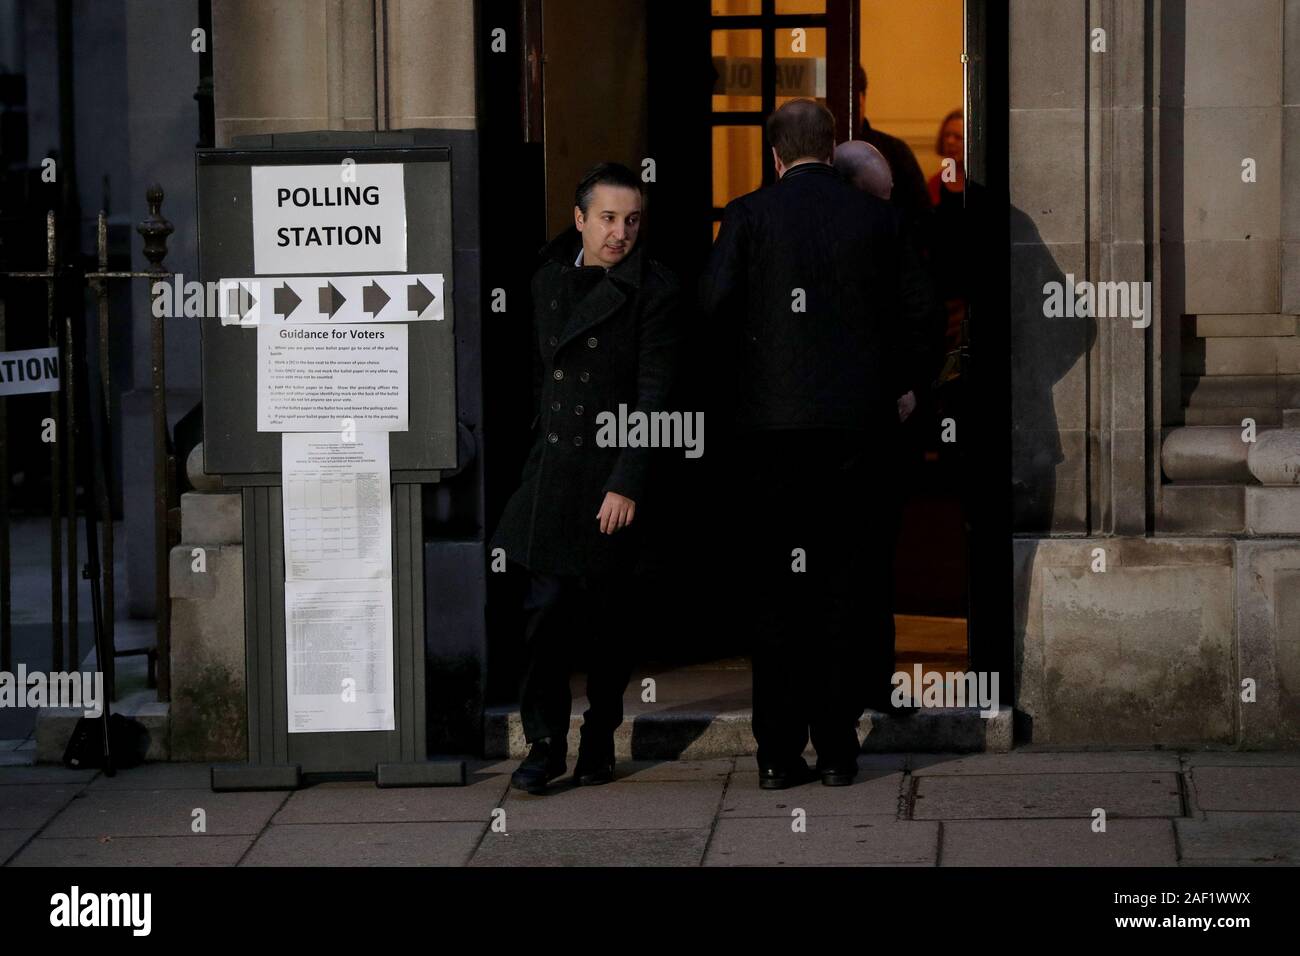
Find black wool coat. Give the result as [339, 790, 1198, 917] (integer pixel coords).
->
[699, 161, 945, 438]
[491, 232, 680, 576]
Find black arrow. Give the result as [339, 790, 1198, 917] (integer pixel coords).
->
[363, 280, 391, 317]
[227, 283, 258, 321]
[319, 281, 346, 318]
[274, 283, 302, 319]
[408, 278, 435, 316]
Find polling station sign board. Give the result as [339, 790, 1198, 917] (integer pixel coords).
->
[197, 145, 458, 479]
[250, 163, 407, 275]
[0, 347, 60, 396]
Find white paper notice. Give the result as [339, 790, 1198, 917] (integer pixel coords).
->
[251, 163, 407, 275]
[257, 323, 408, 432]
[285, 579, 395, 733]
[281, 433, 392, 582]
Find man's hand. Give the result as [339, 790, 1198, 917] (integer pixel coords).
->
[897, 390, 917, 423]
[597, 492, 636, 534]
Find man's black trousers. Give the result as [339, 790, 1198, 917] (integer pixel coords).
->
[733, 427, 901, 770]
[518, 571, 636, 748]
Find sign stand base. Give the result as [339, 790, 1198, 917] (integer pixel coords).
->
[375, 759, 466, 788]
[211, 764, 302, 792]
[210, 759, 465, 791]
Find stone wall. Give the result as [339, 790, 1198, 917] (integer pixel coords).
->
[1016, 537, 1300, 747]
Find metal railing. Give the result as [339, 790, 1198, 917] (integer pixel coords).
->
[0, 186, 175, 701]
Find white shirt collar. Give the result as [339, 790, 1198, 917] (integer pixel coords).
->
[574, 248, 584, 266]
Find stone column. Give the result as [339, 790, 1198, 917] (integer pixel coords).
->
[211, 0, 377, 146]
[1009, 0, 1090, 533]
[1089, 0, 1151, 535]
[383, 0, 477, 130]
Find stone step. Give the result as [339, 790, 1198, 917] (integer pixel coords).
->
[1183, 314, 1300, 338]
[1184, 405, 1281, 428]
[1157, 483, 1246, 533]
[483, 705, 1013, 759]
[1182, 374, 1300, 409]
[1245, 487, 1300, 534]
[1181, 335, 1300, 376]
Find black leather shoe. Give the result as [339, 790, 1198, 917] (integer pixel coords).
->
[510, 738, 567, 794]
[758, 759, 816, 790]
[818, 762, 859, 787]
[573, 750, 615, 786]
[573, 730, 616, 786]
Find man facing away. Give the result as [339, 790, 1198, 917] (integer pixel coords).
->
[491, 162, 680, 794]
[701, 100, 936, 790]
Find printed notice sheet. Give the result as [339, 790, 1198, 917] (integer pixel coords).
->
[257, 323, 408, 432]
[284, 579, 395, 733]
[281, 433, 392, 582]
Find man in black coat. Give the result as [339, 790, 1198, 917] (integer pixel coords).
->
[700, 99, 939, 790]
[492, 162, 679, 794]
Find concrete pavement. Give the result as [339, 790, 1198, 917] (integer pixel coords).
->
[1, 749, 1297, 866]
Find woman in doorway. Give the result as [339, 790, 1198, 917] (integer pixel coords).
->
[927, 109, 967, 355]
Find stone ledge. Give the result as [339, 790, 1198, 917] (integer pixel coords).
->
[34, 692, 170, 764]
[483, 706, 1012, 760]
[180, 492, 242, 545]
[1157, 483, 1246, 534]
[1245, 487, 1300, 533]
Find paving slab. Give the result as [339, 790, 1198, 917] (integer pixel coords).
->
[733, 753, 907, 773]
[1176, 812, 1300, 864]
[0, 752, 35, 767]
[470, 827, 710, 867]
[86, 763, 214, 790]
[1191, 766, 1300, 811]
[272, 776, 509, 825]
[911, 751, 1181, 775]
[0, 766, 98, 785]
[40, 788, 287, 837]
[0, 784, 87, 829]
[10, 835, 254, 867]
[0, 829, 35, 864]
[613, 759, 734, 783]
[704, 816, 938, 866]
[720, 770, 903, 818]
[241, 822, 485, 866]
[912, 772, 1183, 819]
[500, 780, 723, 831]
[1184, 751, 1300, 767]
[0, 740, 23, 752]
[940, 819, 1178, 866]
[476, 757, 734, 784]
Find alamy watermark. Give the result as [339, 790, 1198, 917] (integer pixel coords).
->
[891, 665, 1000, 718]
[50, 886, 151, 936]
[0, 665, 103, 718]
[151, 273, 260, 322]
[1042, 274, 1152, 328]
[594, 404, 704, 459]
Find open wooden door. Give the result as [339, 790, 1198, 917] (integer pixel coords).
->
[707, 0, 859, 238]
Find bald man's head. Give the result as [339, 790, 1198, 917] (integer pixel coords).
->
[833, 140, 893, 200]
